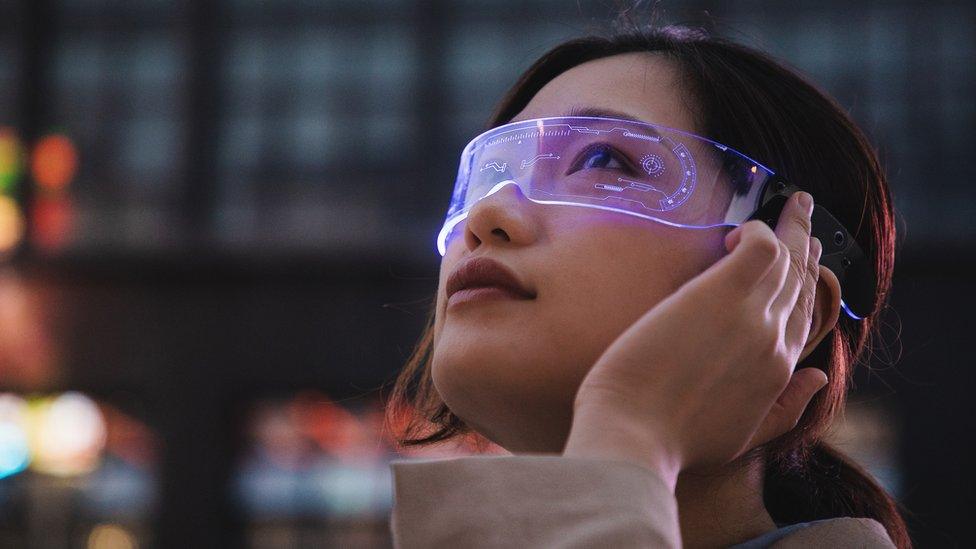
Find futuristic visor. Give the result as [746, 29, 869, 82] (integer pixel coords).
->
[436, 116, 876, 320]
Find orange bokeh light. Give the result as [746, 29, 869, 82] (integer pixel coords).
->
[31, 134, 78, 193]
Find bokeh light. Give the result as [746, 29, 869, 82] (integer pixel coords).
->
[0, 195, 26, 255]
[87, 523, 138, 549]
[0, 393, 31, 479]
[0, 128, 24, 194]
[32, 196, 74, 251]
[31, 134, 78, 193]
[28, 392, 107, 477]
[0, 268, 61, 388]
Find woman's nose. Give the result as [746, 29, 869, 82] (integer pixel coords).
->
[462, 180, 540, 253]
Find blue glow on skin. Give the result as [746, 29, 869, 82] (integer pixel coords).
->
[435, 190, 733, 257]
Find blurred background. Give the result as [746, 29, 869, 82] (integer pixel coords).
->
[0, 0, 972, 547]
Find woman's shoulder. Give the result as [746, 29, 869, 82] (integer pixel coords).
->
[731, 517, 895, 548]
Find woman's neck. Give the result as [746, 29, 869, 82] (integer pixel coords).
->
[675, 456, 778, 548]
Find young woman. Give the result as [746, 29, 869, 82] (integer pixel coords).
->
[384, 22, 910, 548]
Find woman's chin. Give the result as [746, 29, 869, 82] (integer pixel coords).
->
[432, 352, 578, 450]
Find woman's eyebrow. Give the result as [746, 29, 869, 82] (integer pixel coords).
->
[565, 105, 652, 125]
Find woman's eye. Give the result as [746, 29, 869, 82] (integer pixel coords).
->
[571, 144, 630, 172]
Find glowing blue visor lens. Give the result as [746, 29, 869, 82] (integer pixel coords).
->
[437, 116, 775, 256]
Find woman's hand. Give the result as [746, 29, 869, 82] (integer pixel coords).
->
[563, 191, 828, 490]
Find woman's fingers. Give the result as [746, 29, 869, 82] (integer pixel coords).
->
[752, 239, 790, 310]
[785, 236, 822, 351]
[773, 192, 814, 311]
[755, 192, 814, 313]
[710, 220, 781, 293]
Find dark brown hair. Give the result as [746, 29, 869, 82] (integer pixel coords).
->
[384, 17, 911, 548]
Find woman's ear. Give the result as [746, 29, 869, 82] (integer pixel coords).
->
[800, 265, 843, 362]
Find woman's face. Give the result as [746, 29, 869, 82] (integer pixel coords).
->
[431, 52, 730, 453]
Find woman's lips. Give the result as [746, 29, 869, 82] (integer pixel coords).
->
[447, 285, 535, 309]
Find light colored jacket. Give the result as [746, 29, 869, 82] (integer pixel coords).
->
[389, 454, 896, 548]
